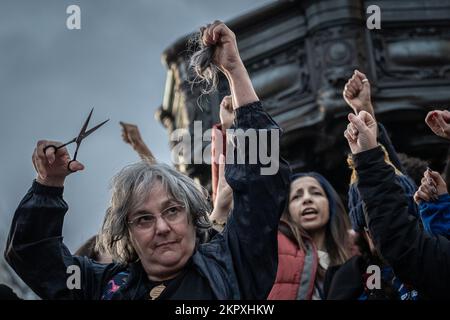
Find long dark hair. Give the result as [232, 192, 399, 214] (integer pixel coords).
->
[281, 172, 351, 267]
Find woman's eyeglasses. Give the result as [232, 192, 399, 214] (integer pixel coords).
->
[127, 205, 186, 230]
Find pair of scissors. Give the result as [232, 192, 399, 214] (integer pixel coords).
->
[43, 108, 109, 172]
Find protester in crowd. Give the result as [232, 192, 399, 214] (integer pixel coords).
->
[74, 235, 113, 264]
[414, 168, 450, 239]
[268, 171, 351, 300]
[347, 150, 419, 231]
[413, 110, 450, 237]
[120, 96, 233, 233]
[341, 107, 450, 299]
[425, 110, 450, 140]
[212, 137, 352, 300]
[4, 21, 290, 300]
[414, 107, 450, 238]
[324, 110, 422, 299]
[208, 93, 352, 300]
[425, 110, 450, 193]
[343, 70, 420, 234]
[331, 159, 421, 298]
[332, 159, 421, 299]
[343, 70, 408, 173]
[325, 70, 422, 300]
[327, 173, 420, 299]
[210, 77, 355, 300]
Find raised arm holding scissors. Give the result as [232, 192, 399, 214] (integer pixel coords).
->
[35, 108, 108, 187]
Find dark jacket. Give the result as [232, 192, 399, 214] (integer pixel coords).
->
[325, 256, 366, 300]
[325, 255, 420, 300]
[353, 146, 450, 299]
[377, 123, 404, 174]
[5, 101, 291, 300]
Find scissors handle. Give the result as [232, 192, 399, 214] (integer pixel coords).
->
[43, 144, 60, 155]
[43, 139, 74, 154]
[67, 160, 77, 173]
[43, 144, 78, 172]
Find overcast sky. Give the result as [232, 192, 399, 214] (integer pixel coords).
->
[0, 0, 274, 256]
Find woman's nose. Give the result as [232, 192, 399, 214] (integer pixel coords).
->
[155, 216, 171, 235]
[302, 192, 313, 204]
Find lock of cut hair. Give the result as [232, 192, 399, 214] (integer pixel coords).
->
[188, 29, 220, 95]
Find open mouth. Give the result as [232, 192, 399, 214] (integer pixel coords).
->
[301, 208, 318, 216]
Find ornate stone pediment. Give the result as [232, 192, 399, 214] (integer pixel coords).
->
[157, 0, 450, 196]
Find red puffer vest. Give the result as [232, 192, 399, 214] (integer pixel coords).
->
[268, 230, 319, 300]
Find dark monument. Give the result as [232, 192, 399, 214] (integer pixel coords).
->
[156, 0, 450, 197]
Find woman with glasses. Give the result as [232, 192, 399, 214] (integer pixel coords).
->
[4, 21, 290, 300]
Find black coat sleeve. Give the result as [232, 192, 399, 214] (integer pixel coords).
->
[354, 146, 450, 299]
[377, 122, 405, 174]
[222, 101, 291, 299]
[4, 181, 118, 300]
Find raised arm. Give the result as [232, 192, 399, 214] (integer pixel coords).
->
[198, 21, 291, 299]
[345, 111, 450, 299]
[415, 168, 450, 238]
[211, 95, 234, 203]
[209, 154, 233, 232]
[120, 122, 156, 163]
[343, 70, 404, 172]
[426, 109, 450, 193]
[4, 140, 115, 299]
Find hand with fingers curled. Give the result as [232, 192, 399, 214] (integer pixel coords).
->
[32, 140, 84, 187]
[425, 109, 450, 140]
[201, 20, 242, 75]
[189, 21, 243, 94]
[343, 70, 375, 119]
[414, 169, 448, 204]
[120, 121, 140, 146]
[219, 95, 235, 130]
[119, 121, 155, 162]
[344, 111, 378, 154]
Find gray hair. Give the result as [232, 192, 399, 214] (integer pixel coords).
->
[188, 31, 220, 95]
[96, 162, 212, 264]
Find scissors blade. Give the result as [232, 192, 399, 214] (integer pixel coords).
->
[82, 119, 110, 139]
[76, 107, 94, 143]
[56, 137, 77, 149]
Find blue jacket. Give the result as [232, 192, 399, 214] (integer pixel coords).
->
[419, 194, 450, 238]
[4, 101, 291, 300]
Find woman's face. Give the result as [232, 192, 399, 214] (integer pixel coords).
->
[288, 176, 330, 233]
[127, 181, 196, 281]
